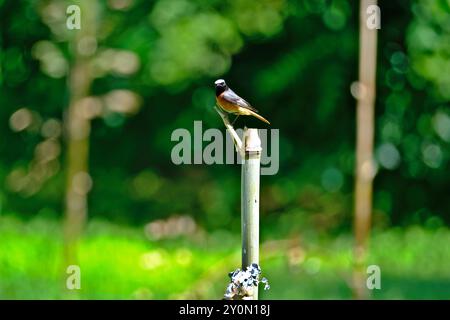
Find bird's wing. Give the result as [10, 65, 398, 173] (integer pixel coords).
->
[223, 89, 259, 113]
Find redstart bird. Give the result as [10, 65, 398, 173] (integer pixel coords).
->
[215, 79, 270, 125]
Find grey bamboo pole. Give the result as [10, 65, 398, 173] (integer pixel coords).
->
[214, 107, 262, 300]
[241, 128, 261, 300]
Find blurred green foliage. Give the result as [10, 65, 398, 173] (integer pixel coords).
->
[0, 0, 449, 299]
[0, 215, 449, 299]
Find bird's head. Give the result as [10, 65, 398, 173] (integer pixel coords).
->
[214, 79, 227, 95]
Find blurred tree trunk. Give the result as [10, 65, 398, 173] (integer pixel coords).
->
[63, 0, 97, 269]
[64, 63, 91, 267]
[353, 0, 378, 299]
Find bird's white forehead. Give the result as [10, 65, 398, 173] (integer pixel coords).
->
[215, 79, 226, 85]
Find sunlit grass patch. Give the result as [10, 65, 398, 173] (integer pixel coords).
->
[0, 215, 449, 299]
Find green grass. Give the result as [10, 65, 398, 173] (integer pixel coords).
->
[0, 215, 449, 299]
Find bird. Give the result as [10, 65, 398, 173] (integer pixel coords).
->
[215, 79, 270, 125]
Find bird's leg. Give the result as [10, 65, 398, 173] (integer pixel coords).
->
[231, 115, 240, 126]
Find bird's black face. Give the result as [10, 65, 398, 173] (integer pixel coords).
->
[214, 79, 227, 96]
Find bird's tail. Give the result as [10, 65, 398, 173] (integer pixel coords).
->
[249, 110, 271, 125]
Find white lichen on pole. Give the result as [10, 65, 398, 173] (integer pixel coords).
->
[241, 129, 261, 300]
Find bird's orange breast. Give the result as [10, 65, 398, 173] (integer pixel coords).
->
[216, 93, 240, 114]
